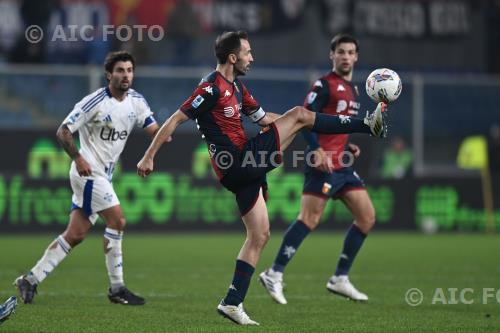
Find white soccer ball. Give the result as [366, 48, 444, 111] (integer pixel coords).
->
[365, 68, 402, 103]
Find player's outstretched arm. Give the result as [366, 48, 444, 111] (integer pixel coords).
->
[144, 123, 172, 142]
[137, 110, 188, 177]
[56, 124, 92, 176]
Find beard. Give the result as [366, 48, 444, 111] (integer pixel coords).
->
[234, 59, 249, 76]
[336, 64, 352, 76]
[116, 80, 130, 92]
[234, 67, 246, 76]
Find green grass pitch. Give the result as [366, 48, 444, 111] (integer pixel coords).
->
[1, 232, 499, 332]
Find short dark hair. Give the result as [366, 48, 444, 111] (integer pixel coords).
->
[330, 34, 359, 52]
[214, 30, 249, 64]
[104, 51, 136, 73]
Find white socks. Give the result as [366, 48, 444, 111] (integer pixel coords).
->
[28, 229, 125, 292]
[104, 228, 124, 291]
[30, 235, 71, 284]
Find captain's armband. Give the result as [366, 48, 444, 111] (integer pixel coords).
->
[247, 107, 266, 123]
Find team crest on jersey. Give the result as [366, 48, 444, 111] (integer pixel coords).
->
[337, 84, 346, 91]
[128, 111, 137, 121]
[224, 90, 231, 97]
[104, 193, 114, 203]
[307, 92, 317, 104]
[191, 95, 204, 108]
[203, 86, 213, 95]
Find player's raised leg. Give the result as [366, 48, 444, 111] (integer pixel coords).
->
[260, 194, 326, 304]
[327, 190, 375, 301]
[273, 102, 387, 151]
[218, 189, 268, 325]
[99, 205, 145, 306]
[14, 209, 92, 304]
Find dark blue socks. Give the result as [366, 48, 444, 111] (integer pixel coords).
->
[272, 220, 311, 273]
[335, 224, 367, 276]
[312, 113, 370, 134]
[223, 259, 255, 306]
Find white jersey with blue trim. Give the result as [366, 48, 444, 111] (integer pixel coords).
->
[63, 87, 156, 177]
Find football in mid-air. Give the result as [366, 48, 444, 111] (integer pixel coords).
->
[365, 68, 402, 103]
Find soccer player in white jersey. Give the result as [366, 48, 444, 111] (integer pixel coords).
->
[14, 51, 161, 305]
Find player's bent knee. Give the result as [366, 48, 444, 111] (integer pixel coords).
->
[118, 217, 126, 229]
[249, 229, 270, 249]
[296, 106, 313, 124]
[301, 216, 320, 230]
[108, 217, 126, 231]
[356, 214, 376, 233]
[284, 106, 307, 123]
[286, 106, 307, 123]
[298, 211, 322, 230]
[62, 232, 86, 247]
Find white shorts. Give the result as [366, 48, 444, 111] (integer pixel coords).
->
[69, 164, 120, 224]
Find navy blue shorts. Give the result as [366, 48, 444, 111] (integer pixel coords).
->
[303, 166, 365, 199]
[220, 123, 281, 215]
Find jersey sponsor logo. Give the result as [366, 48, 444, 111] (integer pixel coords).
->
[348, 101, 360, 115]
[223, 106, 235, 117]
[203, 86, 214, 95]
[314, 80, 323, 87]
[336, 100, 348, 113]
[224, 90, 231, 97]
[223, 103, 242, 118]
[100, 127, 128, 141]
[307, 91, 317, 104]
[337, 84, 346, 91]
[191, 95, 204, 108]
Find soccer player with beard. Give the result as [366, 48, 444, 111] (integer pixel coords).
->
[137, 31, 387, 325]
[15, 51, 161, 306]
[260, 34, 374, 304]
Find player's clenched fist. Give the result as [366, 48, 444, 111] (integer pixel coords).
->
[137, 157, 153, 177]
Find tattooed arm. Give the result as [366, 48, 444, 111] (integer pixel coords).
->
[56, 124, 92, 176]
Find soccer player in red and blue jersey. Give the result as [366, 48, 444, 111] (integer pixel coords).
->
[260, 34, 375, 304]
[137, 31, 386, 325]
